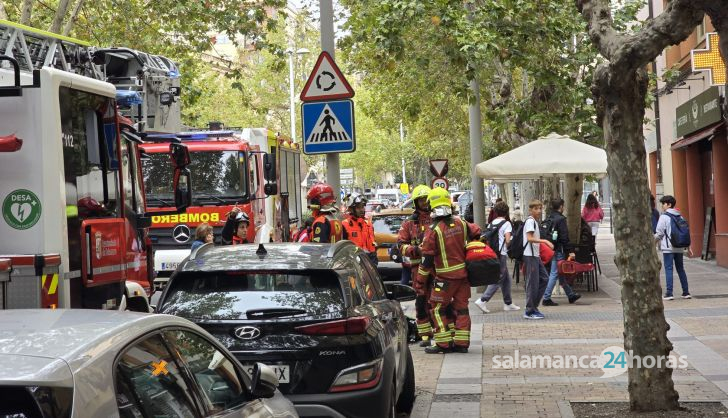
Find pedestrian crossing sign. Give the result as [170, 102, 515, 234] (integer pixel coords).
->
[301, 99, 356, 155]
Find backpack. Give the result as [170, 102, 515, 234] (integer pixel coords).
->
[666, 213, 691, 248]
[482, 220, 506, 253]
[507, 220, 528, 261]
[540, 217, 556, 244]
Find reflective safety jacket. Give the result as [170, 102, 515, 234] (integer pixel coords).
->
[418, 216, 481, 280]
[397, 211, 431, 267]
[311, 212, 344, 243]
[342, 215, 376, 252]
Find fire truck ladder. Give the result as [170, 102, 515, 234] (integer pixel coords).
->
[0, 19, 103, 80]
[0, 20, 182, 133]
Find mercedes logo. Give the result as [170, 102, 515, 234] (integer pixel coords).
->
[234, 326, 262, 340]
[172, 224, 191, 244]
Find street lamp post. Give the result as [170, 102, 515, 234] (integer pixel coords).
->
[286, 47, 309, 143]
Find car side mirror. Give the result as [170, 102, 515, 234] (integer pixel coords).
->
[173, 168, 192, 212]
[263, 153, 276, 182]
[249, 363, 278, 399]
[385, 283, 417, 302]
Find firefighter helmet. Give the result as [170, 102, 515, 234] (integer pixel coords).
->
[346, 192, 367, 208]
[234, 210, 250, 225]
[427, 187, 451, 209]
[307, 183, 336, 207]
[411, 185, 431, 201]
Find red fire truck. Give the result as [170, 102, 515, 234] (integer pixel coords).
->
[140, 127, 304, 282]
[0, 21, 191, 310]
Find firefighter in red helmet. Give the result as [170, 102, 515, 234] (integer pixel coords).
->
[417, 187, 481, 354]
[397, 185, 434, 346]
[342, 193, 377, 264]
[307, 182, 343, 243]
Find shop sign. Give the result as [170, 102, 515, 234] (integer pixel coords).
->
[675, 86, 722, 138]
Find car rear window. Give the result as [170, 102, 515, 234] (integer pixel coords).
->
[160, 270, 345, 320]
[372, 215, 409, 234]
[0, 386, 72, 418]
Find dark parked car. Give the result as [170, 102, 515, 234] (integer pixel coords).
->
[158, 241, 417, 418]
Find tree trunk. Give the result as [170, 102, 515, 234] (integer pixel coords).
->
[597, 66, 679, 411]
[62, 0, 85, 36]
[521, 180, 537, 214]
[564, 174, 583, 244]
[48, 0, 72, 34]
[0, 3, 8, 20]
[544, 176, 560, 202]
[20, 0, 33, 24]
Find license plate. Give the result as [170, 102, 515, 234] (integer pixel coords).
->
[245, 364, 290, 384]
[160, 262, 179, 270]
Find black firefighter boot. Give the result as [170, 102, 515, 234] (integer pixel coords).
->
[425, 344, 452, 354]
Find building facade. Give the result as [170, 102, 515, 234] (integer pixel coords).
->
[645, 1, 727, 265]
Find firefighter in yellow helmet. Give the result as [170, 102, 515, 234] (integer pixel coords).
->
[397, 185, 434, 345]
[417, 187, 481, 354]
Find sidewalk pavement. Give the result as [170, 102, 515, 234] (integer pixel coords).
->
[406, 224, 728, 417]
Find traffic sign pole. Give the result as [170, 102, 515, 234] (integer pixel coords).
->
[319, 0, 340, 201]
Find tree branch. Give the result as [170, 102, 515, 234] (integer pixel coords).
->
[611, 0, 705, 72]
[575, 0, 622, 59]
[61, 0, 85, 36]
[0, 2, 8, 20]
[48, 0, 71, 34]
[20, 0, 33, 24]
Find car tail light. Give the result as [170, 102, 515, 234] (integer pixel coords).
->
[329, 358, 383, 393]
[294, 316, 371, 335]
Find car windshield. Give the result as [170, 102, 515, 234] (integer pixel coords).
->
[372, 215, 409, 234]
[143, 151, 245, 206]
[160, 270, 345, 320]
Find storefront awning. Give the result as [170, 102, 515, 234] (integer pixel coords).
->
[671, 121, 725, 150]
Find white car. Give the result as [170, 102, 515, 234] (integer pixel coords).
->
[0, 309, 298, 418]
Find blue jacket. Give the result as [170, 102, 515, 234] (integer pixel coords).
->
[190, 240, 205, 251]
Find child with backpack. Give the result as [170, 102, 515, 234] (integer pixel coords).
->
[654, 195, 690, 300]
[474, 201, 520, 313]
[514, 199, 554, 320]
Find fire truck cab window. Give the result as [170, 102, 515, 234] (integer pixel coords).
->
[143, 151, 247, 207]
[60, 87, 119, 219]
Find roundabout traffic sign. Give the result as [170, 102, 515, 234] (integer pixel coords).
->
[431, 177, 449, 190]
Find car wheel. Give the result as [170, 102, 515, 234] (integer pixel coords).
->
[395, 346, 416, 414]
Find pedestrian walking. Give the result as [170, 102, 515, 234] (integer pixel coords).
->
[191, 223, 214, 251]
[522, 199, 554, 320]
[654, 195, 691, 300]
[417, 187, 481, 354]
[581, 194, 604, 236]
[487, 198, 503, 224]
[398, 185, 434, 344]
[474, 200, 520, 313]
[542, 198, 581, 306]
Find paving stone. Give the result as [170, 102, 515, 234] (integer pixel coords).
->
[413, 231, 728, 417]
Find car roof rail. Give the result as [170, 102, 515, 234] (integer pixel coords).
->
[190, 242, 214, 260]
[327, 240, 356, 258]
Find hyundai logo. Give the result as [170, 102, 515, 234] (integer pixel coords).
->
[234, 326, 261, 340]
[172, 224, 191, 244]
